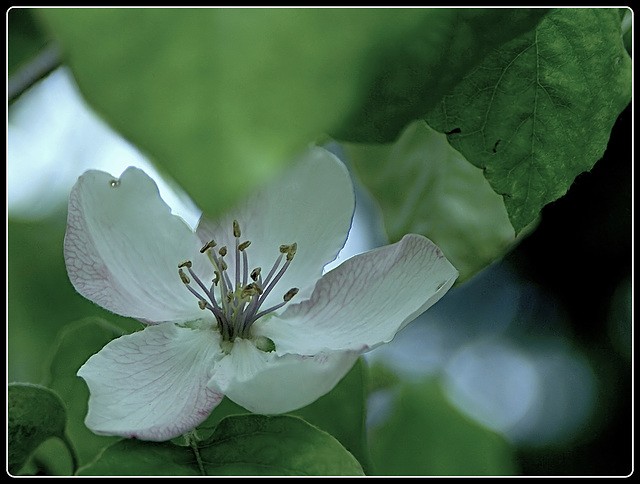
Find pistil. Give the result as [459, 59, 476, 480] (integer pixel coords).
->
[179, 220, 298, 343]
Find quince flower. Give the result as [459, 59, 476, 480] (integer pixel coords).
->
[65, 147, 458, 441]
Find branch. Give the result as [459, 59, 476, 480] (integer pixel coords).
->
[8, 43, 63, 104]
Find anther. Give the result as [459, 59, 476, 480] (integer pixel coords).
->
[241, 284, 258, 299]
[198, 300, 208, 310]
[233, 220, 241, 238]
[178, 260, 192, 269]
[286, 242, 297, 261]
[250, 267, 261, 281]
[238, 240, 251, 251]
[178, 269, 190, 284]
[283, 288, 299, 302]
[219, 246, 228, 257]
[200, 240, 216, 253]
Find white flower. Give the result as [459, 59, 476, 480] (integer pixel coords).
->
[65, 146, 458, 441]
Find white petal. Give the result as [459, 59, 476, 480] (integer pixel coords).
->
[64, 167, 212, 323]
[196, 146, 355, 309]
[78, 322, 224, 441]
[207, 339, 359, 414]
[263, 234, 458, 355]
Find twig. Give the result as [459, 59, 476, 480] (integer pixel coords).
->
[8, 43, 63, 104]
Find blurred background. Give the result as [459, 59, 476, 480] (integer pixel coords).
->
[8, 9, 632, 476]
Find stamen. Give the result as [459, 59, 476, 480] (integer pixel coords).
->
[250, 267, 261, 282]
[253, 287, 299, 320]
[178, 269, 190, 285]
[200, 240, 216, 253]
[287, 243, 297, 261]
[283, 287, 299, 302]
[179, 221, 299, 343]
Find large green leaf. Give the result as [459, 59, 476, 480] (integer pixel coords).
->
[78, 415, 364, 476]
[426, 8, 631, 233]
[369, 380, 517, 476]
[333, 8, 548, 143]
[34, 8, 381, 217]
[344, 121, 520, 283]
[8, 383, 70, 475]
[35, 8, 547, 218]
[195, 358, 371, 473]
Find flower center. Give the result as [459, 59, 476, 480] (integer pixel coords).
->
[178, 220, 298, 343]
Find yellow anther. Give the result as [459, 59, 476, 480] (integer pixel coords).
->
[241, 284, 257, 299]
[238, 240, 251, 251]
[250, 267, 261, 281]
[198, 300, 207, 310]
[219, 246, 228, 257]
[200, 240, 216, 253]
[233, 220, 241, 238]
[283, 287, 299, 302]
[178, 260, 192, 269]
[286, 242, 298, 261]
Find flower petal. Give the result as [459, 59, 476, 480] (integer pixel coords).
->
[262, 234, 458, 355]
[77, 322, 224, 441]
[196, 146, 355, 309]
[64, 167, 212, 323]
[207, 339, 359, 414]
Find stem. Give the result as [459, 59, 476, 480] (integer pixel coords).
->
[8, 43, 62, 104]
[185, 432, 206, 476]
[60, 433, 79, 476]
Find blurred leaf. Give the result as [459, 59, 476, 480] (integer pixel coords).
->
[35, 8, 547, 219]
[34, 8, 380, 217]
[334, 8, 548, 143]
[369, 380, 517, 476]
[8, 383, 70, 475]
[79, 415, 364, 476]
[7, 218, 138, 383]
[344, 121, 522, 283]
[196, 358, 371, 473]
[7, 8, 50, 76]
[43, 317, 132, 466]
[426, 8, 632, 233]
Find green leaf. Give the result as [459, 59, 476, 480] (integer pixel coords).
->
[79, 415, 365, 476]
[426, 8, 632, 233]
[334, 8, 548, 143]
[8, 383, 70, 475]
[42, 318, 132, 466]
[195, 358, 371, 473]
[369, 380, 517, 476]
[7, 8, 50, 76]
[344, 120, 522, 283]
[35, 8, 547, 218]
[293, 358, 371, 473]
[34, 8, 379, 217]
